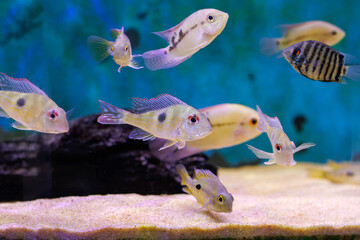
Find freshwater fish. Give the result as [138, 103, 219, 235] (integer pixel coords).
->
[139, 8, 229, 70]
[150, 103, 261, 161]
[247, 106, 315, 167]
[97, 94, 212, 150]
[261, 20, 345, 57]
[308, 160, 360, 185]
[176, 164, 233, 212]
[87, 27, 143, 72]
[282, 40, 360, 83]
[0, 73, 69, 134]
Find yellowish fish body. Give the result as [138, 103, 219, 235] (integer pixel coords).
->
[261, 20, 345, 57]
[309, 161, 360, 185]
[141, 8, 229, 70]
[247, 106, 315, 167]
[0, 73, 69, 134]
[98, 94, 212, 150]
[87, 27, 143, 72]
[151, 103, 261, 161]
[176, 164, 233, 213]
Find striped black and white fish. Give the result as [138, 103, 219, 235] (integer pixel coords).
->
[282, 40, 360, 83]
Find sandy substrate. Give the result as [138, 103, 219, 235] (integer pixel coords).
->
[0, 163, 359, 239]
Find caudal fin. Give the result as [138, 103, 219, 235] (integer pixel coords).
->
[260, 38, 281, 57]
[141, 48, 191, 71]
[87, 36, 111, 63]
[98, 100, 127, 124]
[344, 65, 360, 82]
[176, 164, 190, 185]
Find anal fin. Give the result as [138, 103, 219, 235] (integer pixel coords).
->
[159, 140, 185, 151]
[0, 109, 10, 118]
[129, 128, 156, 141]
[12, 122, 31, 131]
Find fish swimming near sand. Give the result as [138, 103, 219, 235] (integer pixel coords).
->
[261, 20, 345, 57]
[282, 40, 360, 83]
[139, 8, 229, 70]
[247, 106, 315, 167]
[0, 73, 69, 134]
[308, 160, 360, 185]
[176, 164, 233, 212]
[97, 94, 212, 150]
[88, 27, 143, 72]
[150, 103, 261, 161]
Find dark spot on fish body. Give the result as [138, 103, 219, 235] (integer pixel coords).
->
[158, 112, 166, 122]
[164, 50, 167, 54]
[179, 29, 184, 39]
[125, 28, 140, 49]
[346, 171, 354, 177]
[190, 24, 198, 30]
[212, 122, 236, 128]
[293, 115, 306, 132]
[196, 184, 201, 190]
[201, 21, 205, 25]
[16, 98, 25, 107]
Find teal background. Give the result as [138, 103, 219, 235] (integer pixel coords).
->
[0, 0, 359, 165]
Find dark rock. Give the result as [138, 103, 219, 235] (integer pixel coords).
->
[0, 114, 216, 202]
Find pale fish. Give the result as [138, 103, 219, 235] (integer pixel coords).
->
[282, 40, 360, 83]
[87, 27, 143, 72]
[308, 160, 360, 185]
[97, 94, 212, 150]
[176, 164, 233, 213]
[150, 103, 262, 161]
[139, 8, 229, 70]
[0, 73, 69, 134]
[261, 20, 345, 57]
[247, 106, 315, 167]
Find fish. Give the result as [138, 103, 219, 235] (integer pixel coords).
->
[247, 106, 315, 167]
[139, 8, 229, 70]
[97, 94, 212, 150]
[261, 20, 345, 57]
[0, 73, 69, 134]
[282, 40, 360, 83]
[150, 103, 261, 161]
[308, 160, 360, 185]
[87, 27, 143, 72]
[176, 164, 233, 213]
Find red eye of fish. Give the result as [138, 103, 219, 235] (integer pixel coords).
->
[188, 114, 199, 124]
[275, 143, 282, 151]
[295, 50, 300, 56]
[47, 109, 58, 120]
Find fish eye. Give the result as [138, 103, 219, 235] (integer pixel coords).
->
[47, 109, 59, 120]
[275, 143, 282, 151]
[207, 14, 215, 23]
[188, 114, 199, 125]
[217, 195, 224, 204]
[332, 31, 337, 35]
[124, 45, 128, 51]
[111, 46, 114, 52]
[293, 48, 301, 57]
[249, 118, 258, 126]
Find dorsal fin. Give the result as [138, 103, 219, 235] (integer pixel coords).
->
[152, 16, 189, 43]
[131, 94, 186, 114]
[110, 27, 124, 40]
[0, 73, 47, 96]
[276, 22, 304, 37]
[194, 169, 218, 180]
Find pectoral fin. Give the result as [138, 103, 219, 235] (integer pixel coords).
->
[11, 122, 31, 131]
[247, 144, 275, 164]
[129, 128, 156, 141]
[293, 142, 316, 153]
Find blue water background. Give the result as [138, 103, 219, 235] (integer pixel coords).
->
[0, 0, 359, 165]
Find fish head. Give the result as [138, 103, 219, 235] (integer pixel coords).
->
[207, 191, 234, 213]
[327, 168, 360, 184]
[282, 41, 308, 66]
[326, 24, 345, 45]
[40, 105, 69, 134]
[180, 109, 212, 141]
[110, 34, 132, 63]
[200, 9, 229, 36]
[273, 140, 296, 167]
[234, 106, 262, 139]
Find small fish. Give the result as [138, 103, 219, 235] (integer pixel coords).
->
[97, 94, 212, 150]
[282, 40, 360, 83]
[139, 8, 229, 70]
[150, 103, 261, 161]
[261, 20, 345, 57]
[247, 106, 315, 167]
[0, 73, 69, 134]
[308, 160, 360, 185]
[176, 164, 233, 212]
[87, 27, 143, 72]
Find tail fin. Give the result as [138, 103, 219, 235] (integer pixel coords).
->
[98, 100, 127, 124]
[87, 36, 111, 63]
[308, 168, 326, 179]
[141, 48, 191, 71]
[260, 38, 281, 57]
[176, 164, 190, 185]
[344, 65, 360, 82]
